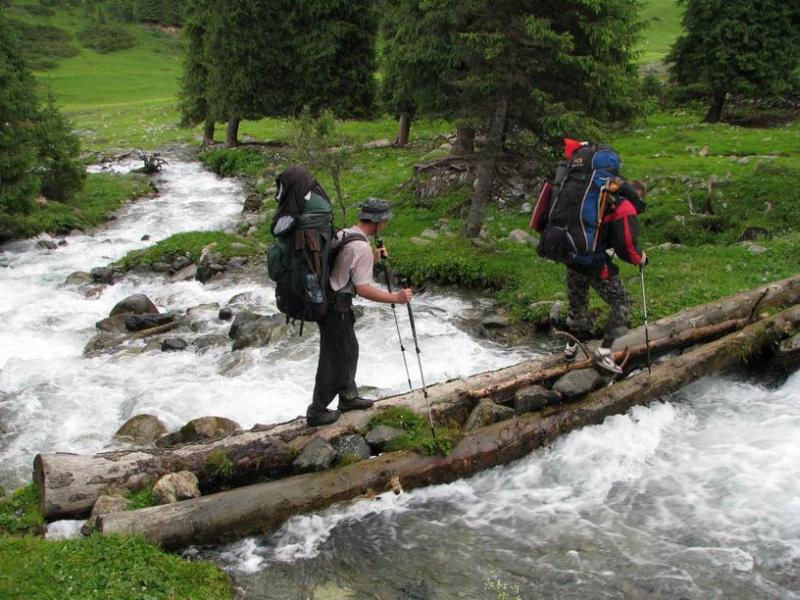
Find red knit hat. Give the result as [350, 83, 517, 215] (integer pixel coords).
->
[563, 138, 587, 160]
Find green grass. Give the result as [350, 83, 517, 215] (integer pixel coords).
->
[369, 406, 458, 456]
[0, 535, 231, 600]
[639, 0, 683, 65]
[117, 231, 261, 270]
[124, 488, 157, 511]
[0, 485, 44, 536]
[0, 172, 152, 242]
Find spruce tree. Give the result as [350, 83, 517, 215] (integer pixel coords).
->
[668, 0, 800, 123]
[35, 93, 86, 201]
[178, 0, 214, 144]
[0, 8, 41, 217]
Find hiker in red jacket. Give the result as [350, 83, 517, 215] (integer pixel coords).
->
[562, 145, 649, 374]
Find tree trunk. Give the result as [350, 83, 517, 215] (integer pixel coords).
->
[464, 94, 508, 238]
[452, 125, 475, 155]
[35, 275, 800, 520]
[395, 112, 412, 147]
[202, 119, 215, 147]
[704, 91, 726, 123]
[225, 117, 240, 147]
[98, 303, 800, 550]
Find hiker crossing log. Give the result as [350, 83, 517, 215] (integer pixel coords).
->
[34, 275, 800, 520]
[98, 303, 800, 549]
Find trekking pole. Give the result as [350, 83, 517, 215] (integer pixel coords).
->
[640, 263, 652, 374]
[375, 238, 413, 392]
[403, 279, 437, 439]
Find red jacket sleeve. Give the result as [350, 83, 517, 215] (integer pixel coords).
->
[604, 200, 644, 265]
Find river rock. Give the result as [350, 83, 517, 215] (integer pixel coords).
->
[293, 437, 337, 473]
[151, 261, 170, 273]
[333, 434, 372, 463]
[219, 307, 233, 321]
[62, 271, 92, 286]
[514, 385, 562, 414]
[171, 256, 192, 272]
[229, 312, 287, 350]
[125, 313, 174, 332]
[481, 314, 510, 329]
[243, 190, 264, 213]
[152, 471, 201, 505]
[775, 332, 800, 370]
[83, 332, 126, 357]
[365, 425, 403, 452]
[464, 400, 515, 431]
[36, 239, 58, 251]
[95, 315, 130, 333]
[179, 416, 240, 443]
[161, 338, 188, 352]
[171, 264, 198, 282]
[192, 334, 230, 352]
[553, 368, 601, 399]
[80, 495, 128, 535]
[110, 294, 159, 317]
[196, 245, 225, 283]
[91, 266, 115, 284]
[114, 414, 167, 446]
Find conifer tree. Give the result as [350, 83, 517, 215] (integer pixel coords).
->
[668, 0, 800, 123]
[178, 0, 214, 144]
[0, 8, 42, 217]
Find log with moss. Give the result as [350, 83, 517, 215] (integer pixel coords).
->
[98, 303, 800, 549]
[34, 274, 800, 520]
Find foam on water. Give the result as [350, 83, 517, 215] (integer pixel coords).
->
[0, 158, 536, 488]
[215, 374, 800, 598]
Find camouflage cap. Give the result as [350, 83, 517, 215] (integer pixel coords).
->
[358, 198, 393, 222]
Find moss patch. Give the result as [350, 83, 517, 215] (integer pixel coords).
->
[117, 231, 261, 270]
[369, 406, 458, 456]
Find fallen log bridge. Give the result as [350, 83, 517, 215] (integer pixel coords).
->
[34, 275, 800, 521]
[98, 303, 800, 549]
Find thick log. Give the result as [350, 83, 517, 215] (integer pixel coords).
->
[35, 275, 800, 520]
[99, 304, 800, 549]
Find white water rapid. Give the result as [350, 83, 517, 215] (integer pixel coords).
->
[0, 158, 537, 489]
[204, 374, 800, 599]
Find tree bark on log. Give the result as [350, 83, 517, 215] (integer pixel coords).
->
[99, 304, 800, 550]
[35, 275, 800, 520]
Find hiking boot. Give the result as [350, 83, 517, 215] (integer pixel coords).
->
[564, 342, 579, 362]
[338, 397, 375, 413]
[306, 407, 340, 427]
[593, 347, 623, 375]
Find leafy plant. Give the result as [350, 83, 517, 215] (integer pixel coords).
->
[0, 484, 44, 536]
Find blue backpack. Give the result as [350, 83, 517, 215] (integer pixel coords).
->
[536, 144, 622, 267]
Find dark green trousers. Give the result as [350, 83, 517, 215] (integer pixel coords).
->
[310, 306, 359, 413]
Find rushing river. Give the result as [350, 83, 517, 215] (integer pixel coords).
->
[2, 158, 798, 599]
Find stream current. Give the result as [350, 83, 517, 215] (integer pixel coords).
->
[1, 158, 798, 598]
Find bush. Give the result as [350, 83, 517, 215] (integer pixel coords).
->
[7, 20, 78, 71]
[77, 23, 136, 53]
[199, 148, 268, 178]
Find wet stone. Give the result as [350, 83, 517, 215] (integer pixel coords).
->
[153, 471, 201, 505]
[553, 369, 601, 399]
[81, 495, 128, 535]
[110, 294, 159, 317]
[114, 414, 167, 446]
[464, 399, 515, 431]
[62, 271, 92, 286]
[514, 385, 562, 414]
[218, 307, 233, 321]
[151, 261, 170, 273]
[171, 256, 192, 272]
[161, 338, 188, 352]
[365, 425, 403, 451]
[333, 434, 371, 463]
[293, 437, 337, 473]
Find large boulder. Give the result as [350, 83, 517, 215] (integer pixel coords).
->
[293, 437, 337, 473]
[553, 368, 601, 399]
[81, 495, 128, 535]
[365, 425, 404, 452]
[152, 471, 201, 505]
[196, 244, 226, 283]
[124, 313, 174, 332]
[95, 315, 130, 333]
[109, 294, 158, 317]
[333, 434, 371, 463]
[514, 385, 562, 414]
[91, 266, 122, 284]
[464, 400, 515, 431]
[62, 271, 93, 287]
[229, 312, 287, 350]
[114, 414, 167, 446]
[179, 416, 240, 443]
